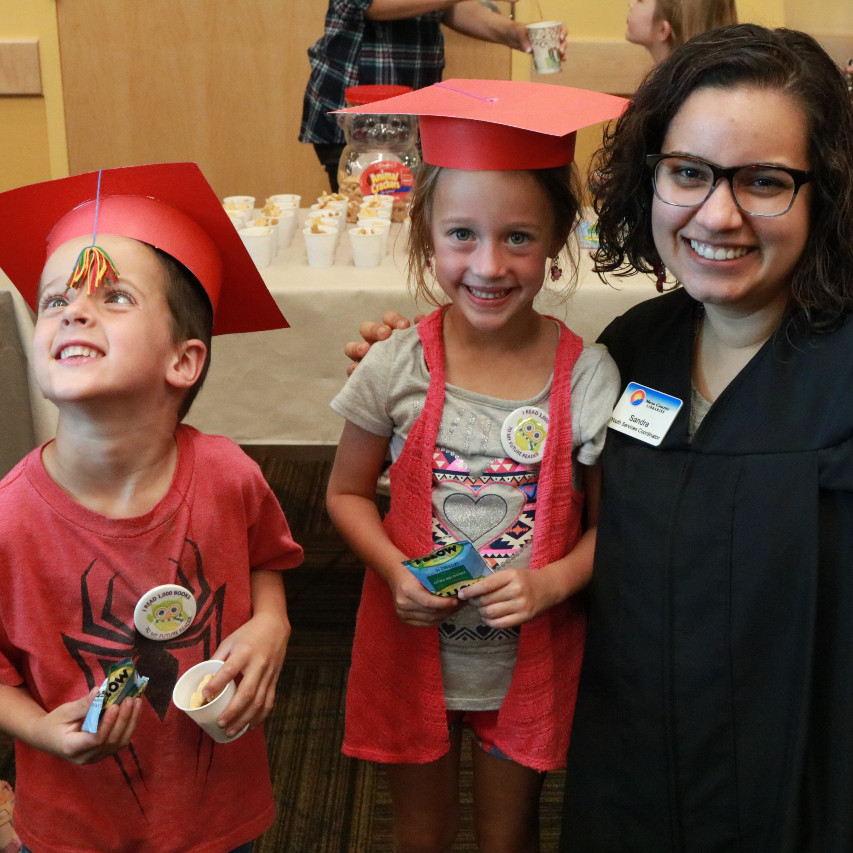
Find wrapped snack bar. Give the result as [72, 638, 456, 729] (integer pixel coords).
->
[82, 658, 149, 734]
[402, 541, 492, 597]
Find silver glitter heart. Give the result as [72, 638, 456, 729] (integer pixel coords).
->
[443, 493, 509, 543]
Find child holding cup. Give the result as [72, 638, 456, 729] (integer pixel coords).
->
[0, 163, 303, 853]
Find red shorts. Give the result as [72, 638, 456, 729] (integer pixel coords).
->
[446, 709, 508, 759]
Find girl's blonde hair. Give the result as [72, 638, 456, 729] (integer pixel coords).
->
[654, 0, 737, 51]
[406, 164, 583, 306]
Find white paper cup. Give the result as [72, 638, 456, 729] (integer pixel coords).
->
[223, 204, 252, 227]
[356, 216, 391, 256]
[303, 226, 338, 268]
[251, 216, 282, 248]
[224, 195, 256, 220]
[328, 199, 349, 219]
[526, 21, 563, 74]
[225, 209, 248, 228]
[261, 201, 295, 219]
[310, 204, 345, 233]
[358, 202, 392, 222]
[348, 227, 383, 268]
[362, 194, 394, 208]
[305, 214, 342, 243]
[275, 209, 297, 249]
[172, 659, 246, 743]
[267, 194, 301, 209]
[238, 225, 275, 269]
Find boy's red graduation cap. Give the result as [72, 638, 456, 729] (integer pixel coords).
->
[337, 79, 627, 170]
[0, 162, 288, 336]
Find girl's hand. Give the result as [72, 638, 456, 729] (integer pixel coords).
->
[29, 689, 141, 765]
[390, 569, 463, 627]
[458, 568, 553, 628]
[207, 609, 290, 738]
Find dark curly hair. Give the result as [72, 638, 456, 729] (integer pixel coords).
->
[407, 163, 583, 306]
[591, 24, 853, 327]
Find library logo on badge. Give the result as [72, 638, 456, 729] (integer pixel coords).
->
[608, 382, 682, 446]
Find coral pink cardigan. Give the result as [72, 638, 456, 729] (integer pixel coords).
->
[343, 309, 587, 770]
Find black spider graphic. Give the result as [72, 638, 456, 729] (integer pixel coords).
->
[59, 538, 227, 819]
[62, 537, 226, 720]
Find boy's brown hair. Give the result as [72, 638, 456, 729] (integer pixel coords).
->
[153, 247, 213, 421]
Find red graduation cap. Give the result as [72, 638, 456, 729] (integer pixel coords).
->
[336, 79, 628, 170]
[0, 162, 288, 336]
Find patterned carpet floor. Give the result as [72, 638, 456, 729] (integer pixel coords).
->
[0, 456, 567, 851]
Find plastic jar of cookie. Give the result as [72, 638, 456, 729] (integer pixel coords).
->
[337, 84, 420, 223]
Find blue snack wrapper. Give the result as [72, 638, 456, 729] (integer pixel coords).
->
[402, 540, 492, 596]
[82, 658, 149, 734]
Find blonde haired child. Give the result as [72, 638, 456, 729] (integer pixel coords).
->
[327, 81, 624, 851]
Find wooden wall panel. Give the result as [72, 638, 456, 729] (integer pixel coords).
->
[0, 40, 41, 95]
[57, 2, 512, 207]
[58, 1, 330, 204]
[443, 26, 512, 80]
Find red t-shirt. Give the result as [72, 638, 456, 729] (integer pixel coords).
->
[0, 425, 303, 853]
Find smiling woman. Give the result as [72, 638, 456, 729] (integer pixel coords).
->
[561, 24, 853, 852]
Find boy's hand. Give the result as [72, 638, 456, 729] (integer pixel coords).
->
[30, 689, 141, 765]
[390, 569, 463, 627]
[206, 609, 290, 738]
[458, 568, 553, 628]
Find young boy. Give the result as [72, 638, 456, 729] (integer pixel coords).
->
[0, 163, 303, 853]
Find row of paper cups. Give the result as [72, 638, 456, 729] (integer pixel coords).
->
[303, 203, 394, 268]
[224, 194, 302, 269]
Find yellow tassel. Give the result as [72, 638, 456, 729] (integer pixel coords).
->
[64, 245, 120, 296]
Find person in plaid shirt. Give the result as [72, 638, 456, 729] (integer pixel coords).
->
[299, 0, 535, 190]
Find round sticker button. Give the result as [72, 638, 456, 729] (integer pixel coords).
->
[133, 585, 197, 641]
[501, 406, 549, 464]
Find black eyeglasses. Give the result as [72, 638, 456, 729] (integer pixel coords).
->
[646, 153, 813, 217]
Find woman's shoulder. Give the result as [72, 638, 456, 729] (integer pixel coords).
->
[597, 288, 696, 361]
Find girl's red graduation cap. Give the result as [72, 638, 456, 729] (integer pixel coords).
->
[337, 79, 628, 170]
[0, 162, 288, 336]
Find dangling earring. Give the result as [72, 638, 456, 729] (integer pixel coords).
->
[549, 257, 563, 282]
[653, 260, 668, 292]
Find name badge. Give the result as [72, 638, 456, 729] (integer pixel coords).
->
[608, 382, 682, 446]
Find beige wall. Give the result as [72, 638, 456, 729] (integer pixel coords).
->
[0, 0, 850, 194]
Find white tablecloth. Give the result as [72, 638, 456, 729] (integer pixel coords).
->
[2, 215, 658, 449]
[186, 218, 656, 448]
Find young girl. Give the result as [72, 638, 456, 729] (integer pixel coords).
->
[625, 0, 737, 64]
[326, 81, 624, 852]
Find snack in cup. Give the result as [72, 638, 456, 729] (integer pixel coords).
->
[189, 673, 217, 709]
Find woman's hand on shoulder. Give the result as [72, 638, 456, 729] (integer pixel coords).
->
[344, 311, 422, 376]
